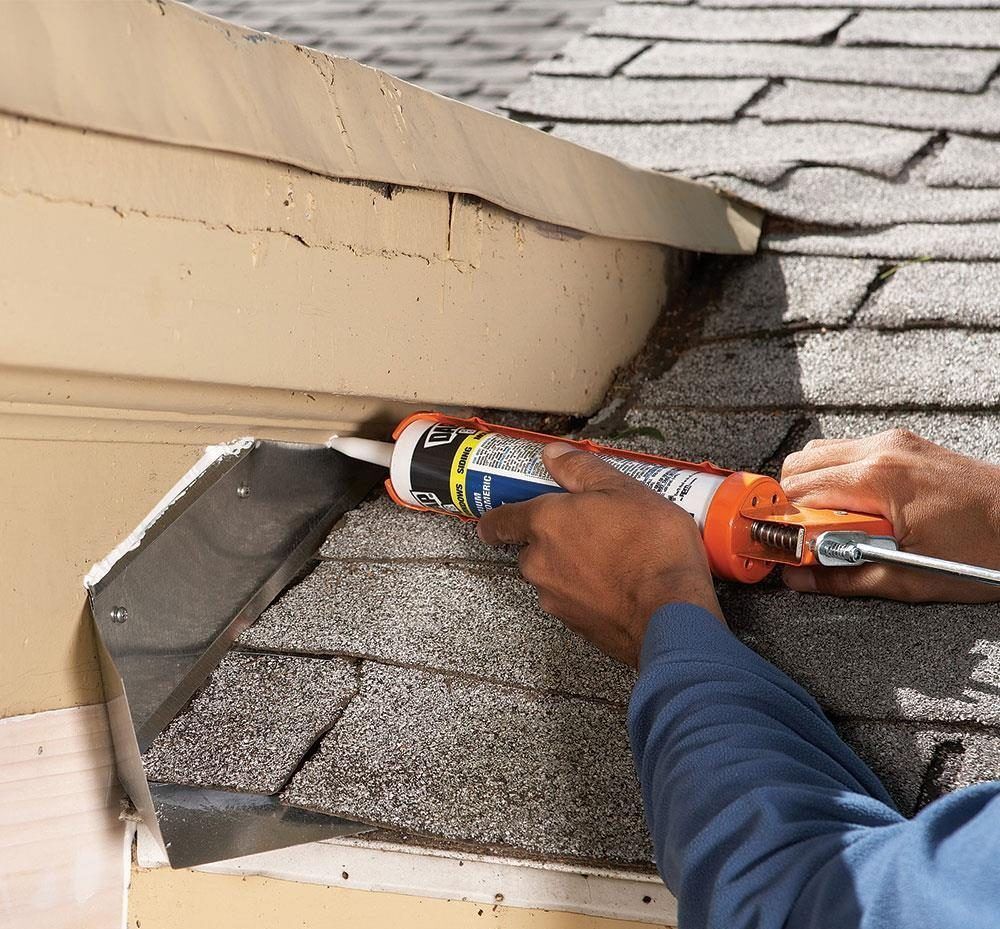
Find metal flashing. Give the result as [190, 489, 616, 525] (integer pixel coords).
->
[88, 439, 383, 867]
[0, 0, 759, 254]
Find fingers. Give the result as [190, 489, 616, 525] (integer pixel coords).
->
[542, 443, 630, 494]
[783, 563, 911, 600]
[781, 437, 867, 481]
[781, 462, 890, 518]
[477, 499, 537, 546]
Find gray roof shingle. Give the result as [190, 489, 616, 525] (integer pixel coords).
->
[143, 652, 357, 794]
[839, 9, 1000, 47]
[589, 5, 852, 42]
[506, 75, 767, 121]
[926, 135, 1000, 188]
[752, 80, 1000, 134]
[625, 41, 1000, 92]
[552, 121, 932, 184]
[281, 662, 652, 864]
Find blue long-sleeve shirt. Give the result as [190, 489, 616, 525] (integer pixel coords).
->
[629, 603, 1000, 929]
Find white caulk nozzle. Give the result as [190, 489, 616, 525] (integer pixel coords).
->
[327, 436, 394, 469]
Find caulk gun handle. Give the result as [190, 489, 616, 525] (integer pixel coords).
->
[854, 542, 1000, 588]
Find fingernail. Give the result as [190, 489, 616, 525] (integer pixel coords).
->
[544, 442, 576, 459]
[782, 567, 817, 593]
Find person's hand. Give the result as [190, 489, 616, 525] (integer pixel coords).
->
[781, 429, 1000, 603]
[476, 443, 724, 667]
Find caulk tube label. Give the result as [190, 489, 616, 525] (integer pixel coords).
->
[392, 420, 726, 528]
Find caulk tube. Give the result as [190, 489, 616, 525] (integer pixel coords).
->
[389, 417, 727, 529]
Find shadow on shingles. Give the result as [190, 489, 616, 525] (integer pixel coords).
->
[594, 250, 996, 819]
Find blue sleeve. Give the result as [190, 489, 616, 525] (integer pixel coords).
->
[629, 603, 1000, 929]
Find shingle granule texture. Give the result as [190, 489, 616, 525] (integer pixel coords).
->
[320, 492, 516, 564]
[282, 662, 652, 865]
[532, 36, 649, 77]
[589, 6, 850, 42]
[625, 41, 1000, 92]
[695, 254, 880, 337]
[766, 222, 1000, 261]
[142, 652, 357, 794]
[613, 410, 799, 471]
[752, 80, 1000, 134]
[926, 135, 1000, 188]
[242, 560, 635, 702]
[722, 588, 1000, 726]
[552, 121, 930, 184]
[839, 10, 1000, 48]
[857, 261, 1000, 328]
[505, 75, 765, 121]
[713, 168, 1000, 228]
[810, 412, 1000, 463]
[637, 330, 1000, 409]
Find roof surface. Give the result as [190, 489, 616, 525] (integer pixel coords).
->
[148, 0, 1000, 873]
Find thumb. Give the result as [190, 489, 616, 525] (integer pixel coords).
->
[541, 443, 629, 494]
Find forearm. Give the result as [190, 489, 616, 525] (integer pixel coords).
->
[629, 604, 1000, 929]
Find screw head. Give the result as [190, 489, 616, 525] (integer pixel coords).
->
[110, 606, 129, 624]
[236, 483, 251, 499]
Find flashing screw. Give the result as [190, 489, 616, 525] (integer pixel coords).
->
[237, 483, 251, 499]
[110, 606, 129, 624]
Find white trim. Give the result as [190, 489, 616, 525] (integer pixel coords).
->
[136, 827, 676, 925]
[0, 705, 128, 929]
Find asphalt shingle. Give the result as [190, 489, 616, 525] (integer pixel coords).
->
[282, 662, 652, 864]
[553, 121, 931, 184]
[810, 412, 1000, 463]
[926, 135, 1000, 188]
[766, 223, 1000, 261]
[589, 6, 851, 42]
[320, 492, 516, 564]
[712, 168, 1000, 228]
[696, 254, 880, 337]
[625, 41, 1000, 93]
[638, 330, 1000, 409]
[241, 560, 635, 702]
[611, 409, 798, 471]
[857, 261, 1000, 328]
[724, 588, 1000, 727]
[533, 36, 649, 77]
[142, 652, 357, 794]
[505, 75, 766, 121]
[752, 80, 1000, 134]
[839, 10, 1000, 48]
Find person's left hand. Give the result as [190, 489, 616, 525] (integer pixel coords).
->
[477, 443, 725, 667]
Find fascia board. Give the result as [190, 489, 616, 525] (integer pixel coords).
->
[0, 0, 760, 255]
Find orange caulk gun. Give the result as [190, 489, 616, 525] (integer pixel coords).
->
[330, 412, 1000, 587]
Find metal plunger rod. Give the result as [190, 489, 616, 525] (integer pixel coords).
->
[817, 533, 1000, 588]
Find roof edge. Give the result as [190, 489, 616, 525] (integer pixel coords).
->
[0, 0, 760, 254]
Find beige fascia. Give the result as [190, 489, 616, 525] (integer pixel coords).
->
[0, 1, 757, 717]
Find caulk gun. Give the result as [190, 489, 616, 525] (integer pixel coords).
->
[329, 412, 1000, 589]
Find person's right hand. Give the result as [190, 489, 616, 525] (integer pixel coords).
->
[780, 429, 1000, 603]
